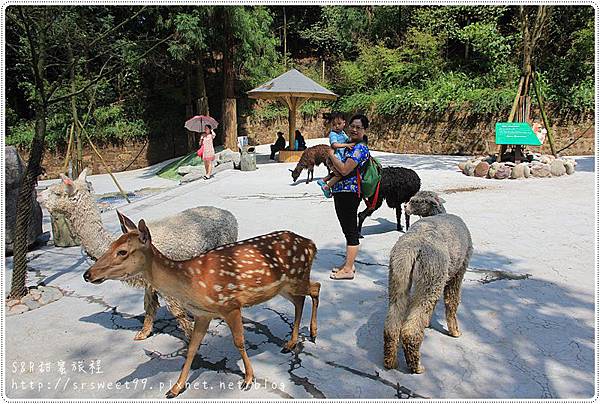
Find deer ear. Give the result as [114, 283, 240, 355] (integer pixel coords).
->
[138, 219, 151, 244]
[117, 210, 137, 234]
[77, 167, 88, 182]
[60, 174, 75, 195]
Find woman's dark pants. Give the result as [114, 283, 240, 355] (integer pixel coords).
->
[333, 192, 361, 246]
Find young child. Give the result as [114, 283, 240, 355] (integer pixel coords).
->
[317, 113, 355, 198]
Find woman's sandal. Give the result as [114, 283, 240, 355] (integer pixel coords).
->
[330, 268, 355, 280]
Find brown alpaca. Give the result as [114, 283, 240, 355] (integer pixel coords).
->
[289, 144, 331, 183]
[383, 191, 472, 373]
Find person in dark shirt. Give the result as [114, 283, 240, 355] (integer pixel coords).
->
[270, 131, 286, 160]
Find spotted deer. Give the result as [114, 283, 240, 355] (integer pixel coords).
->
[83, 211, 321, 398]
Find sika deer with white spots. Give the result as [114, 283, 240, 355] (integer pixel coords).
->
[83, 211, 321, 398]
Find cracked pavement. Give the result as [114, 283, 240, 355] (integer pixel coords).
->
[4, 141, 595, 399]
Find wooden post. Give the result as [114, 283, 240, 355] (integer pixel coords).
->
[62, 124, 75, 174]
[532, 72, 557, 156]
[288, 97, 297, 150]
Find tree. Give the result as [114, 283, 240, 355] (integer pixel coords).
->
[6, 5, 157, 299]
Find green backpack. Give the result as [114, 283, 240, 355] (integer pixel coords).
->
[357, 153, 382, 200]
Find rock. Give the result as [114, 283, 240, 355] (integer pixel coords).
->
[463, 161, 476, 176]
[488, 162, 500, 178]
[564, 160, 576, 175]
[494, 164, 511, 179]
[23, 299, 40, 310]
[6, 299, 20, 308]
[458, 161, 467, 171]
[474, 161, 490, 177]
[177, 165, 202, 176]
[511, 163, 529, 179]
[540, 154, 556, 165]
[180, 170, 206, 184]
[531, 163, 551, 178]
[213, 161, 234, 174]
[38, 286, 63, 305]
[9, 304, 29, 315]
[550, 159, 566, 176]
[29, 288, 42, 300]
[5, 146, 43, 254]
[215, 148, 240, 166]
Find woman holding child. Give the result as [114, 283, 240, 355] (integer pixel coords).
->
[325, 114, 371, 280]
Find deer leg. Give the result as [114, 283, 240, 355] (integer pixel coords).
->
[223, 308, 254, 389]
[135, 287, 159, 340]
[166, 315, 211, 399]
[164, 296, 193, 340]
[308, 281, 321, 342]
[282, 295, 306, 352]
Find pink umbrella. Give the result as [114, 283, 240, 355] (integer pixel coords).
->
[184, 115, 219, 133]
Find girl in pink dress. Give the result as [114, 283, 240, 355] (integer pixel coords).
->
[200, 124, 216, 179]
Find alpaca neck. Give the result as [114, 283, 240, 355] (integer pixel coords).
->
[66, 193, 114, 259]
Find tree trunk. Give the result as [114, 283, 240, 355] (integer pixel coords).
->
[222, 7, 238, 150]
[10, 103, 47, 299]
[195, 55, 209, 116]
[185, 62, 195, 152]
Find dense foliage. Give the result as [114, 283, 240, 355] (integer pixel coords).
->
[5, 5, 594, 149]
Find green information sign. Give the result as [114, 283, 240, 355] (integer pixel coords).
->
[495, 122, 541, 146]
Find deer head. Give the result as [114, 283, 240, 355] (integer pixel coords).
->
[83, 211, 152, 284]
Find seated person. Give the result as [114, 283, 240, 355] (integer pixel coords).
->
[270, 131, 286, 160]
[295, 129, 307, 151]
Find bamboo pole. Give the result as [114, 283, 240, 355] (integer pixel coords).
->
[77, 119, 131, 203]
[532, 72, 557, 156]
[508, 76, 525, 123]
[62, 123, 75, 173]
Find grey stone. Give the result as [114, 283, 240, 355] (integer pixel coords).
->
[564, 160, 576, 175]
[177, 165, 198, 175]
[550, 160, 566, 176]
[5, 147, 43, 254]
[213, 161, 234, 174]
[24, 299, 40, 310]
[463, 161, 476, 176]
[488, 162, 500, 178]
[180, 170, 206, 184]
[511, 163, 528, 179]
[29, 289, 42, 300]
[215, 148, 240, 166]
[531, 163, 551, 178]
[9, 304, 29, 315]
[38, 286, 63, 305]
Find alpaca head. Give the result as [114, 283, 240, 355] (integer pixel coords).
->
[405, 191, 446, 217]
[289, 167, 302, 182]
[40, 168, 94, 215]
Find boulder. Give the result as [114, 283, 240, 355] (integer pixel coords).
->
[531, 163, 551, 178]
[550, 159, 567, 176]
[474, 161, 490, 177]
[511, 163, 529, 179]
[215, 148, 241, 167]
[463, 161, 476, 176]
[564, 160, 576, 175]
[5, 146, 43, 255]
[494, 164, 511, 179]
[488, 162, 500, 178]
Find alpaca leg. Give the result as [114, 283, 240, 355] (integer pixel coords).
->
[223, 309, 254, 388]
[405, 205, 411, 231]
[166, 315, 211, 398]
[165, 296, 194, 339]
[401, 277, 445, 373]
[383, 301, 403, 369]
[135, 287, 159, 340]
[444, 269, 467, 337]
[308, 281, 321, 342]
[396, 206, 404, 232]
[306, 168, 312, 184]
[282, 294, 306, 352]
[357, 207, 373, 237]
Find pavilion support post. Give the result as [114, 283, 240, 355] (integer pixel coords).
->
[288, 97, 297, 150]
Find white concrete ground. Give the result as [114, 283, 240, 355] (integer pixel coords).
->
[3, 139, 597, 399]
